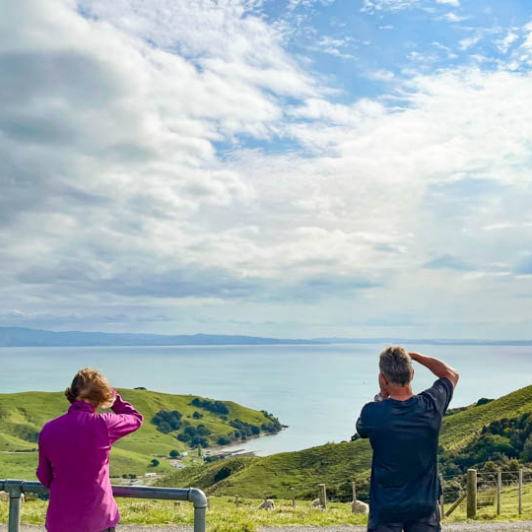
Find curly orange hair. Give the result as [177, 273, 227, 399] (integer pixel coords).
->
[65, 368, 115, 410]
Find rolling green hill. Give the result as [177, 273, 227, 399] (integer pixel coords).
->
[0, 388, 280, 479]
[159, 384, 532, 499]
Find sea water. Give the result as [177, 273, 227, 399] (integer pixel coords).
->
[1, 343, 531, 455]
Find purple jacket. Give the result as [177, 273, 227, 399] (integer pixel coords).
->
[37, 393, 143, 532]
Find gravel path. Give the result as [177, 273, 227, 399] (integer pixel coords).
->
[260, 524, 532, 531]
[4, 523, 532, 531]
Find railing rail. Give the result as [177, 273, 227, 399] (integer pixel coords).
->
[0, 480, 207, 532]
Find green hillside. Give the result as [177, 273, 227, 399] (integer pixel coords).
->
[0, 388, 280, 479]
[160, 384, 532, 499]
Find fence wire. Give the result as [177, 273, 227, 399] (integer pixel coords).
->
[440, 469, 532, 519]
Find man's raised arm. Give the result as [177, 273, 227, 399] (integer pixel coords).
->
[409, 351, 459, 389]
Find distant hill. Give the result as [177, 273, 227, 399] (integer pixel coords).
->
[0, 326, 318, 347]
[159, 384, 532, 499]
[316, 337, 532, 346]
[1, 326, 530, 347]
[0, 388, 281, 479]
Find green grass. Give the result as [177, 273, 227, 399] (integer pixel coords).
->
[0, 388, 277, 480]
[5, 489, 532, 532]
[0, 495, 368, 531]
[161, 384, 532, 499]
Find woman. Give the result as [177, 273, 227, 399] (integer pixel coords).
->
[37, 368, 143, 532]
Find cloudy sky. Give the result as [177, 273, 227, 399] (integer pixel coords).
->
[1, 0, 531, 339]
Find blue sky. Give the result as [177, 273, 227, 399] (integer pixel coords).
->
[0, 0, 531, 339]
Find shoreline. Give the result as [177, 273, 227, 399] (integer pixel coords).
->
[210, 426, 288, 458]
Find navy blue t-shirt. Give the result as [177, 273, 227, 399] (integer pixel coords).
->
[356, 377, 453, 525]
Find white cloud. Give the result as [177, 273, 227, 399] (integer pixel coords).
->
[368, 69, 395, 81]
[435, 0, 459, 6]
[362, 0, 420, 12]
[459, 35, 481, 50]
[441, 12, 467, 23]
[497, 30, 519, 54]
[1, 0, 532, 337]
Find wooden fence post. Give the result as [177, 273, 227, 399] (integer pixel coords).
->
[351, 481, 357, 513]
[519, 469, 523, 516]
[445, 492, 467, 518]
[318, 484, 327, 510]
[497, 470, 501, 516]
[290, 487, 295, 508]
[235, 495, 239, 507]
[467, 469, 477, 519]
[439, 474, 444, 518]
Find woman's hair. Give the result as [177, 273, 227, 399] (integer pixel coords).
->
[65, 367, 115, 409]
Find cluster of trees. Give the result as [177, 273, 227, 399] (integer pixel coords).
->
[439, 412, 532, 475]
[230, 419, 261, 440]
[190, 398, 229, 415]
[151, 410, 183, 434]
[177, 424, 211, 448]
[149, 405, 282, 451]
[260, 410, 282, 434]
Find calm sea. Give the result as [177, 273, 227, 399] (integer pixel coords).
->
[1, 343, 531, 456]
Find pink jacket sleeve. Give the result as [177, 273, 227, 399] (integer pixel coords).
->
[36, 432, 54, 487]
[101, 393, 143, 445]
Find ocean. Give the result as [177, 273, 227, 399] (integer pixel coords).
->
[1, 343, 531, 456]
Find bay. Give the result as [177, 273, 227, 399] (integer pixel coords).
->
[1, 343, 531, 456]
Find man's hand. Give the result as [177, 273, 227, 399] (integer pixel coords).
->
[378, 373, 391, 399]
[408, 351, 459, 389]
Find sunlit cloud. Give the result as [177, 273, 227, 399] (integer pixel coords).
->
[0, 0, 531, 339]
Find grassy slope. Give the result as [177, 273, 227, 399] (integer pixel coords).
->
[161, 384, 532, 498]
[0, 389, 275, 479]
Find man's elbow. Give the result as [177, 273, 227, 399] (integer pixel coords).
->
[445, 369, 459, 388]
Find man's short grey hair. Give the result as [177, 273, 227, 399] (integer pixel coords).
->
[379, 346, 413, 386]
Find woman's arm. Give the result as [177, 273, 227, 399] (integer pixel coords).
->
[101, 392, 144, 445]
[36, 437, 53, 488]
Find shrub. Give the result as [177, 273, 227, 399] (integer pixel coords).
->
[190, 398, 229, 415]
[151, 410, 183, 433]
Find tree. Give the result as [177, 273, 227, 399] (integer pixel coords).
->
[151, 410, 183, 433]
[150, 459, 160, 467]
[169, 449, 180, 458]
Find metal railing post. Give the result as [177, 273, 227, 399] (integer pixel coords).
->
[2, 480, 23, 532]
[1, 480, 207, 532]
[188, 488, 208, 532]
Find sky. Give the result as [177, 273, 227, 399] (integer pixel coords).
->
[0, 0, 531, 340]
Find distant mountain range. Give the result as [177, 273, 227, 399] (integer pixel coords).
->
[0, 327, 318, 347]
[0, 326, 531, 347]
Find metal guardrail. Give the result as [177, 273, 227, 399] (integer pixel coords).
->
[0, 480, 207, 532]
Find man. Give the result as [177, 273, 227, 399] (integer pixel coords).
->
[356, 346, 459, 532]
